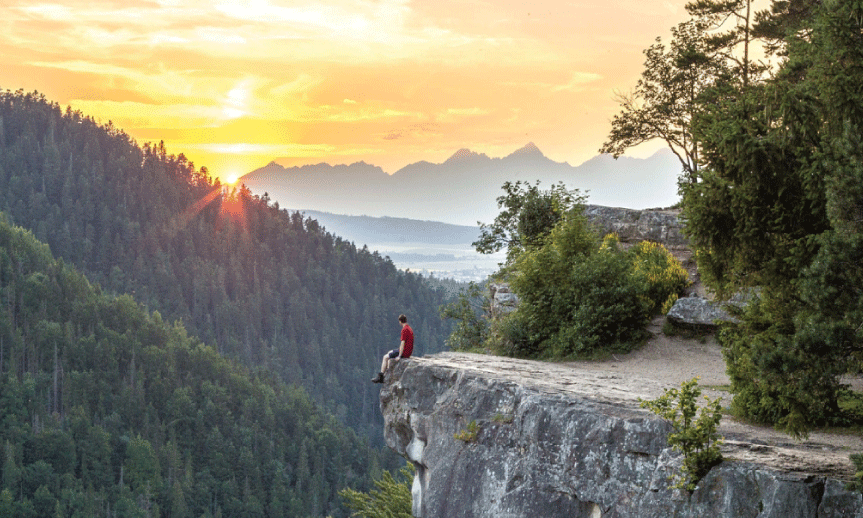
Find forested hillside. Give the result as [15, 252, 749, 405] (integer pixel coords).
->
[0, 216, 391, 517]
[0, 89, 454, 442]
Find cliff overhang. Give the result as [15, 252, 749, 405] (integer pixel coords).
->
[380, 352, 863, 518]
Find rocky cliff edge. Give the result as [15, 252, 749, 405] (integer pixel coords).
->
[380, 352, 863, 518]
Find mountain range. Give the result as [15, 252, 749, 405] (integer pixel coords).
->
[240, 143, 682, 226]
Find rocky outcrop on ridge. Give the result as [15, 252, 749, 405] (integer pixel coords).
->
[584, 205, 686, 248]
[380, 353, 863, 518]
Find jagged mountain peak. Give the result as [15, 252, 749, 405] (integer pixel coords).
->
[444, 148, 489, 163]
[507, 141, 545, 159]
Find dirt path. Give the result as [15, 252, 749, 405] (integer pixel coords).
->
[564, 316, 729, 394]
[558, 259, 863, 479]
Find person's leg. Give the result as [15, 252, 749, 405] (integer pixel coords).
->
[373, 350, 398, 383]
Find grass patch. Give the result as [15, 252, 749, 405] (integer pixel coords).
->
[454, 420, 480, 443]
[492, 413, 514, 424]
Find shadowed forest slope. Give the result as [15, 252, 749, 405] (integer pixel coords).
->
[0, 215, 390, 517]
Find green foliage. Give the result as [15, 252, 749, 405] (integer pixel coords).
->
[340, 463, 414, 518]
[848, 453, 863, 494]
[682, 0, 863, 435]
[0, 215, 389, 517]
[491, 413, 514, 424]
[0, 88, 454, 447]
[473, 181, 586, 263]
[639, 378, 724, 491]
[630, 240, 691, 315]
[498, 211, 688, 359]
[600, 17, 729, 182]
[453, 421, 480, 443]
[438, 281, 489, 351]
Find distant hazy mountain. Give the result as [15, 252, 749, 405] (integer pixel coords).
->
[241, 144, 681, 226]
[297, 210, 481, 246]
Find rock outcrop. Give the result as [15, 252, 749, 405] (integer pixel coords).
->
[380, 353, 863, 518]
[666, 296, 740, 327]
[488, 283, 519, 317]
[584, 205, 686, 248]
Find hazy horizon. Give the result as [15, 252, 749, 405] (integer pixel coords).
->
[0, 0, 700, 185]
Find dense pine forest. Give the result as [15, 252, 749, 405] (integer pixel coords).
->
[0, 215, 393, 517]
[0, 89, 455, 446]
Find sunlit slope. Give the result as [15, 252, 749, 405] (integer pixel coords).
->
[0, 89, 454, 443]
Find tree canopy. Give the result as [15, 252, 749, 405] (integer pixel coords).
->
[0, 88, 455, 444]
[679, 0, 863, 435]
[0, 214, 391, 517]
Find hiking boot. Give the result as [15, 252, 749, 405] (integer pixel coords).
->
[371, 372, 384, 384]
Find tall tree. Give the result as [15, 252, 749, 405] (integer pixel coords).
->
[682, 0, 863, 436]
[600, 19, 729, 182]
[473, 181, 585, 263]
[686, 0, 761, 85]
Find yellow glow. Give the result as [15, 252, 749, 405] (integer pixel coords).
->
[1, 0, 770, 178]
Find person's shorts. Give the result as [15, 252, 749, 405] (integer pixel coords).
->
[387, 349, 400, 359]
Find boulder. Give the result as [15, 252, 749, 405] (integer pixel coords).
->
[666, 296, 740, 328]
[489, 283, 519, 317]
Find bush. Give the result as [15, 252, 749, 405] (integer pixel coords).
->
[439, 281, 490, 351]
[630, 240, 691, 315]
[720, 288, 849, 438]
[502, 214, 685, 359]
[491, 310, 538, 357]
[640, 378, 724, 491]
[542, 251, 651, 357]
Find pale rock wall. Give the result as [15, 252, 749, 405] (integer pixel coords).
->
[584, 205, 686, 248]
[380, 353, 863, 518]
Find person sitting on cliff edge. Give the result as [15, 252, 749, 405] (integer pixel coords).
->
[372, 314, 414, 383]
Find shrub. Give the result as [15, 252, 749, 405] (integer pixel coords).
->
[640, 378, 724, 491]
[504, 216, 654, 359]
[542, 251, 651, 357]
[630, 240, 691, 315]
[720, 289, 849, 438]
[340, 463, 414, 518]
[491, 310, 537, 357]
[454, 421, 480, 443]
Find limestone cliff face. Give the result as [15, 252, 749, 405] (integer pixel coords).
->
[380, 353, 863, 518]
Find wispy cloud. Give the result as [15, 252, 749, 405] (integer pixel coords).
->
[0, 0, 693, 180]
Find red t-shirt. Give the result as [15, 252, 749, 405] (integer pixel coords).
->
[401, 324, 414, 358]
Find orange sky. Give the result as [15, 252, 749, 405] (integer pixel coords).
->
[0, 0, 694, 183]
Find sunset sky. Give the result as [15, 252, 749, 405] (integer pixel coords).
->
[0, 0, 694, 184]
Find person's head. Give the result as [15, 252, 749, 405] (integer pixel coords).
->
[398, 314, 407, 324]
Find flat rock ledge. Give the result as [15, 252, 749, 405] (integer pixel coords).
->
[380, 352, 863, 518]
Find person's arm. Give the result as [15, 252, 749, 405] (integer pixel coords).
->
[398, 340, 405, 358]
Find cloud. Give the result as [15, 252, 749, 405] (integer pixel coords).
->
[382, 122, 440, 141]
[551, 71, 603, 92]
[435, 107, 490, 123]
[500, 71, 603, 94]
